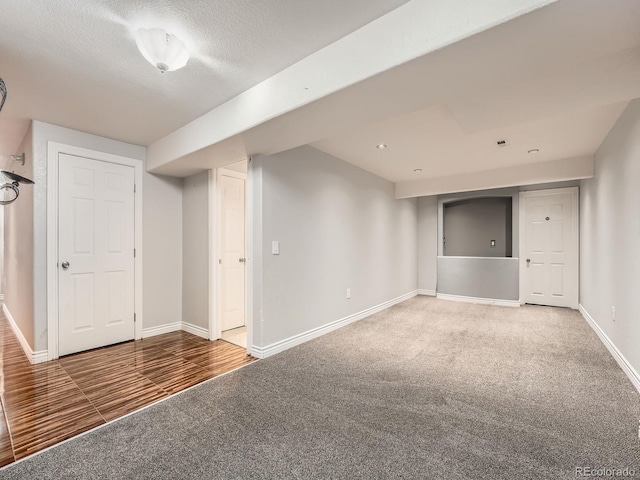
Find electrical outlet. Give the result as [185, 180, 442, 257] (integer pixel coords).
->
[346, 288, 351, 299]
[612, 306, 616, 321]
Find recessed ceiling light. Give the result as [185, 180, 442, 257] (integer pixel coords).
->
[414, 168, 422, 173]
[376, 144, 387, 150]
[527, 148, 540, 154]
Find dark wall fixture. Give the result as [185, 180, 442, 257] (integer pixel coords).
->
[0, 170, 34, 205]
[0, 76, 35, 203]
[0, 77, 6, 112]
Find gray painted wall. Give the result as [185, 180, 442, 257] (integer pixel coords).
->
[4, 123, 34, 348]
[437, 257, 519, 300]
[251, 146, 418, 348]
[580, 99, 640, 375]
[143, 173, 183, 329]
[443, 197, 512, 257]
[182, 171, 210, 330]
[417, 196, 438, 293]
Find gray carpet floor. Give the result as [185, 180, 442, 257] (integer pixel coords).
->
[2, 297, 639, 479]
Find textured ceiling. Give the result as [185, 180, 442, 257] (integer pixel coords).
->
[2, 0, 639, 190]
[308, 0, 640, 183]
[147, 0, 640, 184]
[0, 0, 409, 155]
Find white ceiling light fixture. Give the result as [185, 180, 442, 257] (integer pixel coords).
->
[376, 144, 387, 149]
[135, 28, 190, 73]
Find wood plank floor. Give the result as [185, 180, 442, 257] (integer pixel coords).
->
[0, 314, 257, 467]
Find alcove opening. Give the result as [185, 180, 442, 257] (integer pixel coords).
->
[443, 197, 513, 257]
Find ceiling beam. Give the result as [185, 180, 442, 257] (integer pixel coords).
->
[395, 155, 593, 198]
[146, 0, 558, 174]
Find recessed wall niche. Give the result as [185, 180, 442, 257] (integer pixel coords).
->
[443, 197, 513, 257]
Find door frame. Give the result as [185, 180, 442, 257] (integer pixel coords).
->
[209, 165, 251, 354]
[518, 186, 579, 308]
[46, 142, 143, 360]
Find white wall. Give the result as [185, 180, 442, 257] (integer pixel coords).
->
[143, 173, 183, 329]
[3, 123, 34, 347]
[580, 99, 640, 375]
[417, 196, 438, 293]
[182, 171, 210, 330]
[251, 146, 418, 349]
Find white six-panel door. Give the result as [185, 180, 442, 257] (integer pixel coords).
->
[58, 153, 135, 356]
[220, 171, 246, 332]
[522, 188, 578, 308]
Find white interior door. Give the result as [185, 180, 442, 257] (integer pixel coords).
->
[220, 170, 246, 331]
[58, 153, 135, 356]
[522, 188, 578, 308]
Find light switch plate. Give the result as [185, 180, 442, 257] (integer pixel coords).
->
[272, 241, 279, 255]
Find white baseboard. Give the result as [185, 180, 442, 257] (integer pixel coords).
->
[579, 304, 640, 394]
[142, 322, 182, 338]
[182, 322, 209, 339]
[139, 321, 210, 340]
[1, 314, 209, 362]
[436, 293, 520, 308]
[251, 290, 418, 359]
[3, 304, 48, 364]
[417, 289, 436, 296]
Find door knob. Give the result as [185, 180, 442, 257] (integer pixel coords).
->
[61, 261, 70, 270]
[239, 258, 246, 263]
[526, 259, 531, 264]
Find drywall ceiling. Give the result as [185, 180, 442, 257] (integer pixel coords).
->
[148, 0, 640, 193]
[145, 0, 640, 195]
[0, 0, 409, 156]
[147, 0, 558, 173]
[306, 0, 639, 183]
[312, 102, 629, 183]
[2, 0, 639, 194]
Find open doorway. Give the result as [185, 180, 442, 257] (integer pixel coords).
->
[213, 160, 248, 349]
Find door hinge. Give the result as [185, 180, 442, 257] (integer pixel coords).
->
[134, 248, 136, 257]
[134, 313, 136, 323]
[134, 184, 136, 193]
